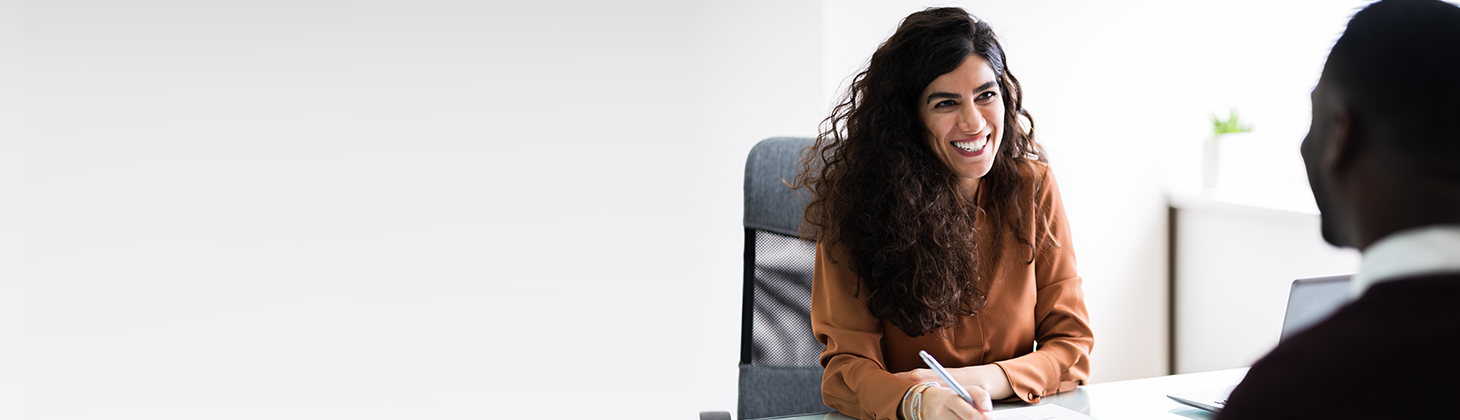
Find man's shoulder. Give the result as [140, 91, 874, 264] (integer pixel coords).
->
[1277, 272, 1460, 355]
[1215, 273, 1460, 419]
[1364, 271, 1460, 300]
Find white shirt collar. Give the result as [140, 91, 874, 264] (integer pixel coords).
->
[1351, 224, 1460, 297]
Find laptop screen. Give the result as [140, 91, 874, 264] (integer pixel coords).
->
[1278, 275, 1353, 342]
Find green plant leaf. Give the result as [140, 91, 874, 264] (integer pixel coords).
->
[1213, 109, 1253, 135]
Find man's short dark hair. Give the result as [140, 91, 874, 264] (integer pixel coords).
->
[1324, 0, 1460, 159]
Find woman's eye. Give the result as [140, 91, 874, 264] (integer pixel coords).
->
[934, 100, 957, 109]
[976, 91, 998, 101]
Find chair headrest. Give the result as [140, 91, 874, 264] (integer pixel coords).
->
[744, 137, 817, 238]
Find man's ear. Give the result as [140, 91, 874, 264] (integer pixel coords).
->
[1321, 105, 1360, 176]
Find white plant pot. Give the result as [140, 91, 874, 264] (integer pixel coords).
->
[1203, 132, 1255, 191]
[1203, 135, 1221, 190]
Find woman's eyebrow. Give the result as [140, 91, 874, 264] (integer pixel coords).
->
[925, 92, 962, 104]
[924, 81, 999, 104]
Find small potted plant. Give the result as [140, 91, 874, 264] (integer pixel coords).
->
[1205, 109, 1253, 189]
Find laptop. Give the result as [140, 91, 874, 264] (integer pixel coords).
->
[1166, 275, 1352, 413]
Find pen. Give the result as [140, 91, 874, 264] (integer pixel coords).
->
[918, 350, 988, 412]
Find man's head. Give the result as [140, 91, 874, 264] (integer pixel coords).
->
[1304, 0, 1460, 250]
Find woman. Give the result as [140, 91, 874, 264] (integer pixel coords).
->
[797, 8, 1093, 420]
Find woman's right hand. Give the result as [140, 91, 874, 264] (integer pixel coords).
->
[918, 385, 994, 420]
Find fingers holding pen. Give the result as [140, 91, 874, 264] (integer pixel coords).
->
[920, 385, 994, 420]
[912, 351, 995, 419]
[964, 385, 994, 413]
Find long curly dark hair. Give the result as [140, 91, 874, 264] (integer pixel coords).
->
[796, 7, 1051, 337]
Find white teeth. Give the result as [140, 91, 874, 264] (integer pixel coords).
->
[953, 138, 987, 152]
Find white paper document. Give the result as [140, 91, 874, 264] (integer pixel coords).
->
[988, 404, 1097, 420]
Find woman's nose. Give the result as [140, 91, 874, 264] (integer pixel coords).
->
[956, 105, 985, 133]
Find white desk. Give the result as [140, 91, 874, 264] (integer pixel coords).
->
[757, 368, 1248, 420]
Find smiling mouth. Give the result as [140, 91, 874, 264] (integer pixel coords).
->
[952, 136, 988, 153]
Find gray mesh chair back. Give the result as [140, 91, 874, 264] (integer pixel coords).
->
[738, 137, 832, 419]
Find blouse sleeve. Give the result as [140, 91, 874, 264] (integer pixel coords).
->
[991, 165, 1095, 403]
[812, 241, 917, 420]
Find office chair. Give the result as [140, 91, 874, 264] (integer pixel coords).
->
[703, 137, 834, 420]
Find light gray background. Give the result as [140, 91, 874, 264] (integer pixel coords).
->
[4, 1, 1377, 419]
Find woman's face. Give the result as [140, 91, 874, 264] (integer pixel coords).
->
[918, 54, 1005, 184]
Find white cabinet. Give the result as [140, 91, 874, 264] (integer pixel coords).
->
[1169, 194, 1358, 373]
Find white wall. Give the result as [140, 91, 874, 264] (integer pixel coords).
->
[7, 1, 1376, 419]
[1, 0, 24, 417]
[12, 1, 822, 419]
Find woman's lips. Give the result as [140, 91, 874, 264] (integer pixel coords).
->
[951, 134, 989, 157]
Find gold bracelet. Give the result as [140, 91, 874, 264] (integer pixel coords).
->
[906, 382, 938, 420]
[911, 388, 924, 420]
[901, 383, 920, 420]
[901, 382, 928, 420]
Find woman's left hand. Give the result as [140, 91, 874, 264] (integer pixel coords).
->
[894, 364, 1014, 401]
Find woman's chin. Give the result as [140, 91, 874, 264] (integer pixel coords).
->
[957, 166, 993, 181]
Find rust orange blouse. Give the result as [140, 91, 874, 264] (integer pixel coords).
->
[811, 162, 1093, 420]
